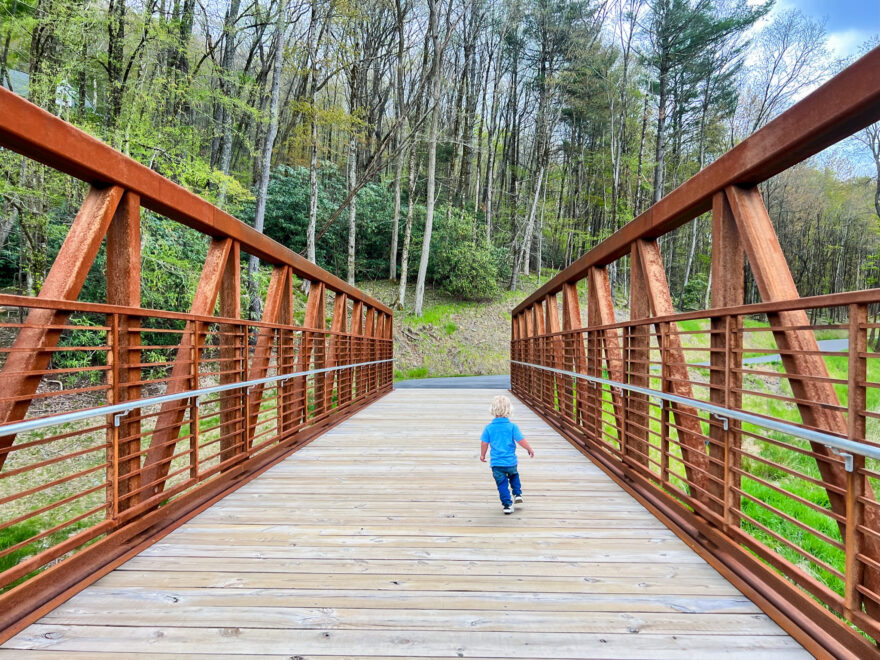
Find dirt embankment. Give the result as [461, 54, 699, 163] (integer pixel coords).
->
[358, 281, 525, 379]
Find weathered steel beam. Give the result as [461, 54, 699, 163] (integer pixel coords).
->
[246, 266, 289, 447]
[709, 190, 743, 529]
[106, 191, 142, 510]
[560, 283, 586, 424]
[139, 238, 234, 497]
[725, 183, 880, 622]
[350, 301, 364, 398]
[587, 267, 625, 446]
[634, 239, 720, 514]
[626, 243, 651, 469]
[325, 293, 348, 411]
[0, 185, 123, 472]
[218, 241, 243, 466]
[294, 282, 325, 424]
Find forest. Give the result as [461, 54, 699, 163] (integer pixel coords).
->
[0, 0, 879, 318]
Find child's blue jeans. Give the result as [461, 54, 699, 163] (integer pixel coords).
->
[491, 465, 522, 506]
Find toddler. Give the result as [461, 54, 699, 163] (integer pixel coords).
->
[480, 395, 534, 514]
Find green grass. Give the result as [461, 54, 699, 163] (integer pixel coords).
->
[0, 522, 41, 574]
[404, 302, 475, 327]
[395, 366, 429, 381]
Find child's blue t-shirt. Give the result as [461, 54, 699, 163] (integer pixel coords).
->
[480, 417, 524, 467]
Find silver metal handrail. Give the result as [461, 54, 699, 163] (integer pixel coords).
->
[510, 359, 880, 469]
[0, 359, 395, 437]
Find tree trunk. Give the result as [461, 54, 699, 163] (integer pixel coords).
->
[217, 0, 243, 206]
[347, 133, 357, 286]
[536, 167, 548, 280]
[413, 0, 441, 317]
[389, 144, 405, 280]
[307, 116, 319, 263]
[510, 165, 545, 291]
[652, 63, 668, 204]
[396, 145, 418, 308]
[389, 0, 407, 281]
[106, 0, 126, 128]
[305, 0, 320, 265]
[247, 0, 285, 320]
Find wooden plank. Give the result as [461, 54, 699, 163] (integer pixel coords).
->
[93, 570, 744, 595]
[48, 586, 766, 614]
[40, 605, 785, 635]
[1, 625, 810, 657]
[114, 556, 725, 578]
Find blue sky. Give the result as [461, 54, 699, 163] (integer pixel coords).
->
[775, 0, 880, 58]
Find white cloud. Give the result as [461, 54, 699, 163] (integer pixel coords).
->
[827, 29, 875, 59]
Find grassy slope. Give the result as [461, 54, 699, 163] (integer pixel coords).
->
[359, 275, 559, 380]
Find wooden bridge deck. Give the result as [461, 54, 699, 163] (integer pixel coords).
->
[1, 388, 807, 659]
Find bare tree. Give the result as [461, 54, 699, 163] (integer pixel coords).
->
[248, 0, 286, 319]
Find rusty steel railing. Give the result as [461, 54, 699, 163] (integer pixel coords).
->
[0, 88, 393, 642]
[511, 47, 880, 659]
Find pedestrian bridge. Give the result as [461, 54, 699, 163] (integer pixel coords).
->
[1, 46, 879, 660]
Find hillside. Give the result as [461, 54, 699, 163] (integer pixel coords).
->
[358, 278, 551, 380]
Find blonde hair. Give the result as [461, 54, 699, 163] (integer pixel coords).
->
[490, 395, 513, 418]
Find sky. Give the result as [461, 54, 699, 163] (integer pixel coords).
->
[785, 0, 879, 173]
[774, 0, 880, 58]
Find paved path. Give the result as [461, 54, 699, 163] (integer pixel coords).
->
[691, 338, 848, 368]
[2, 389, 807, 658]
[395, 374, 511, 389]
[740, 338, 848, 365]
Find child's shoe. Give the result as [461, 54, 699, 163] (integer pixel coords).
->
[514, 494, 523, 504]
[502, 503, 514, 514]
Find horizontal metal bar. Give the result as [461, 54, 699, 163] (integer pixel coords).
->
[0, 293, 397, 336]
[510, 360, 880, 464]
[0, 359, 394, 437]
[512, 289, 880, 339]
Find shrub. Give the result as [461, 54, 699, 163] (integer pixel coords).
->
[680, 273, 708, 310]
[430, 208, 501, 301]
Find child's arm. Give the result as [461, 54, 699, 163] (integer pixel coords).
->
[480, 441, 489, 462]
[517, 438, 535, 458]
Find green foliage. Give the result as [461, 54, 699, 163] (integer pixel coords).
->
[680, 272, 708, 310]
[252, 165, 398, 280]
[54, 315, 107, 387]
[430, 208, 500, 301]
